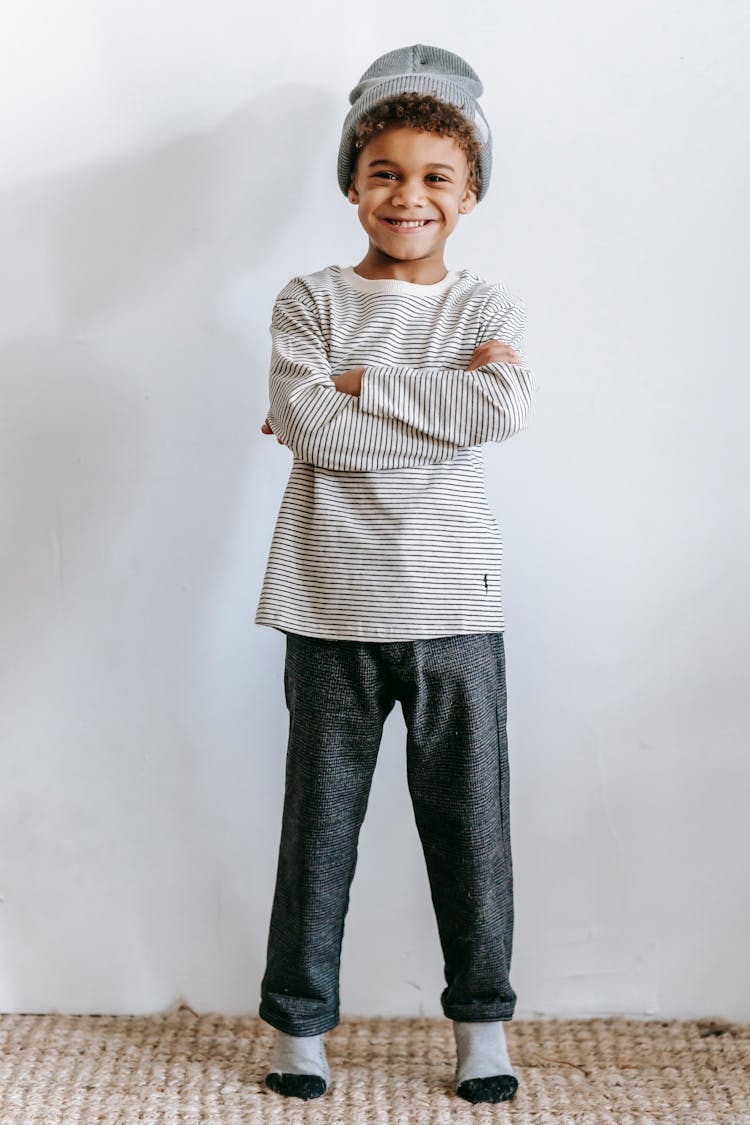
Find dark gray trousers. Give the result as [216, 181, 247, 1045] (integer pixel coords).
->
[259, 630, 516, 1036]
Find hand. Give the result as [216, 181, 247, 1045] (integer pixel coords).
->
[261, 418, 285, 445]
[331, 366, 365, 395]
[467, 339, 525, 370]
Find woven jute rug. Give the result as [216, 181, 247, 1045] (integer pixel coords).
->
[0, 1007, 748, 1124]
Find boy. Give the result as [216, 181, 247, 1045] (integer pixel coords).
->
[255, 44, 535, 1104]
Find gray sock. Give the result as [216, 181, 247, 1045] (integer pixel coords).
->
[267, 1029, 330, 1085]
[452, 1019, 516, 1086]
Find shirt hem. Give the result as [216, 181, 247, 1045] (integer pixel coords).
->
[255, 616, 505, 642]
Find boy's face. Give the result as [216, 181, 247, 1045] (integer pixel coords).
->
[347, 126, 477, 270]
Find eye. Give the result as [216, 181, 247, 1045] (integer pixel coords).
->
[427, 175, 448, 183]
[373, 171, 398, 180]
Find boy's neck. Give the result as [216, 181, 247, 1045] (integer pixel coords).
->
[353, 248, 449, 286]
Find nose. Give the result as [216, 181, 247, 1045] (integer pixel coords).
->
[390, 176, 426, 208]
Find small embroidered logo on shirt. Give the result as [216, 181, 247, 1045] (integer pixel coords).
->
[483, 574, 489, 593]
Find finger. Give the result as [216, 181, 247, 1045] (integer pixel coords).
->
[484, 347, 521, 362]
[470, 348, 503, 368]
[468, 351, 490, 370]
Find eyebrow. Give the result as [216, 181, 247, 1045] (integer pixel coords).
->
[367, 159, 457, 171]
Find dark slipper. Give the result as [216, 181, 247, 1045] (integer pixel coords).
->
[265, 1071, 328, 1100]
[456, 1074, 519, 1103]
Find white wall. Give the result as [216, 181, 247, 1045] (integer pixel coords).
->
[1, 0, 748, 1020]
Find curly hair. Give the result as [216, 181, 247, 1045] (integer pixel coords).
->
[351, 92, 482, 196]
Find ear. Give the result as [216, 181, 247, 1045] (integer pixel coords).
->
[347, 178, 360, 204]
[458, 185, 478, 215]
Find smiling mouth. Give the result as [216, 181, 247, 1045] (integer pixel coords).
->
[381, 218, 435, 229]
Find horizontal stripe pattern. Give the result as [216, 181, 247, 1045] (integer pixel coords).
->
[256, 265, 535, 640]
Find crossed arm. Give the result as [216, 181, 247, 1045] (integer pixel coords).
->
[261, 292, 535, 471]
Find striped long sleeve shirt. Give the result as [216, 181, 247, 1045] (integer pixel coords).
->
[255, 264, 535, 641]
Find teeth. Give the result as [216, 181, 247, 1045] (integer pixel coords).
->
[388, 219, 429, 228]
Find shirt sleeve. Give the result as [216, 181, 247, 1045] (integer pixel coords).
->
[265, 293, 464, 471]
[357, 296, 536, 446]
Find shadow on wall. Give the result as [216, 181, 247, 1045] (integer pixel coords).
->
[50, 83, 333, 326]
[0, 83, 335, 1012]
[0, 79, 334, 659]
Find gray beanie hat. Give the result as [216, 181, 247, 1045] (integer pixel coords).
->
[337, 44, 492, 201]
